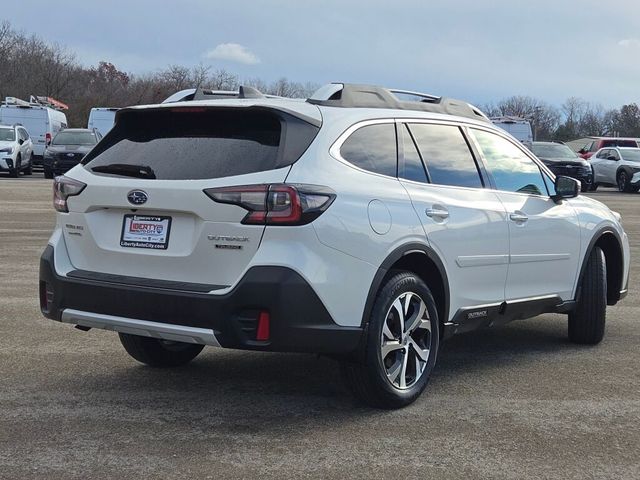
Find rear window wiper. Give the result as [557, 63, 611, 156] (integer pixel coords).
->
[91, 163, 156, 179]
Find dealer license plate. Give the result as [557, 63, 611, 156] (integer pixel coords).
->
[120, 215, 171, 250]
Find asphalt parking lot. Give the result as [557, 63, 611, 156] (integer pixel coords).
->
[1, 175, 639, 479]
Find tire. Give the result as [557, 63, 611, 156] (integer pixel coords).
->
[44, 167, 53, 179]
[118, 333, 204, 367]
[617, 170, 632, 193]
[24, 154, 33, 175]
[568, 247, 606, 345]
[341, 271, 440, 409]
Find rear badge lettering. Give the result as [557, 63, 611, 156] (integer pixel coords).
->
[467, 310, 488, 320]
[208, 235, 249, 242]
[208, 235, 248, 250]
[65, 223, 84, 236]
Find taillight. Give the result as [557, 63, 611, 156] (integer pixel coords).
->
[45, 132, 52, 145]
[53, 176, 86, 212]
[204, 184, 335, 226]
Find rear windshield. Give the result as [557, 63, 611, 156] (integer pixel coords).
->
[0, 129, 15, 141]
[602, 140, 638, 148]
[83, 107, 319, 180]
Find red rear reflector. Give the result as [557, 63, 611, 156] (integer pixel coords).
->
[256, 311, 270, 341]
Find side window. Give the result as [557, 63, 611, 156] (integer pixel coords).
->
[471, 129, 548, 196]
[340, 123, 397, 177]
[596, 149, 608, 159]
[407, 123, 483, 188]
[611, 150, 620, 161]
[399, 125, 428, 183]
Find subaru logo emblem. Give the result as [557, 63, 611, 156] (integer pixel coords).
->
[127, 190, 148, 205]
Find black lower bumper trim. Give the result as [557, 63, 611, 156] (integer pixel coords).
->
[40, 246, 363, 355]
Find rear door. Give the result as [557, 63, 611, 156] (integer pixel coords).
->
[469, 127, 581, 302]
[62, 105, 320, 288]
[398, 121, 509, 315]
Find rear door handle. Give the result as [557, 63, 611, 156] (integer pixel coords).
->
[426, 206, 449, 219]
[509, 211, 528, 223]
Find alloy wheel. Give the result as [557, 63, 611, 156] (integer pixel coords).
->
[380, 292, 432, 389]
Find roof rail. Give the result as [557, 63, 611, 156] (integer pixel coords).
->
[163, 86, 279, 104]
[2, 95, 68, 110]
[307, 83, 490, 122]
[3, 96, 32, 107]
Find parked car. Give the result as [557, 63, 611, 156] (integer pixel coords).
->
[490, 116, 533, 144]
[87, 108, 118, 136]
[0, 97, 67, 164]
[39, 83, 630, 408]
[590, 147, 640, 192]
[570, 137, 640, 159]
[530, 141, 593, 191]
[43, 128, 101, 179]
[0, 124, 34, 177]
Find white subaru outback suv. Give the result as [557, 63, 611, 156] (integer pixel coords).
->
[40, 84, 630, 408]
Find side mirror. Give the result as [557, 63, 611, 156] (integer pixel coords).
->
[18, 138, 24, 145]
[578, 148, 587, 154]
[552, 175, 579, 202]
[607, 155, 617, 161]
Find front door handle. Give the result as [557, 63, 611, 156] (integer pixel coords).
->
[509, 211, 528, 223]
[426, 206, 449, 219]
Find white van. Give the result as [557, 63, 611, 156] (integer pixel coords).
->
[490, 116, 533, 144]
[0, 99, 67, 161]
[87, 108, 118, 136]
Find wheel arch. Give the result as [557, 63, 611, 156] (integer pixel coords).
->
[577, 228, 624, 306]
[616, 165, 633, 181]
[361, 243, 449, 333]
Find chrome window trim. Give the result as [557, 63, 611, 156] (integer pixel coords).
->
[329, 118, 400, 181]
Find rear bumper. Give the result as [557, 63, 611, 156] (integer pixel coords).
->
[39, 245, 363, 355]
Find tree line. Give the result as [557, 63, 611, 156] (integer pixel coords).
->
[0, 21, 318, 127]
[1, 20, 639, 140]
[480, 96, 640, 141]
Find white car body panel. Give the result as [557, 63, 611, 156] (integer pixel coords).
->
[46, 93, 631, 336]
[494, 191, 581, 300]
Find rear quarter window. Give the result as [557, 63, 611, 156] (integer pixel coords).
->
[339, 123, 397, 177]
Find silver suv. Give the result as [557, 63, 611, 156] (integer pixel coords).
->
[0, 124, 34, 177]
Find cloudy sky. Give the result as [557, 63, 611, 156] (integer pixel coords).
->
[8, 0, 640, 107]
